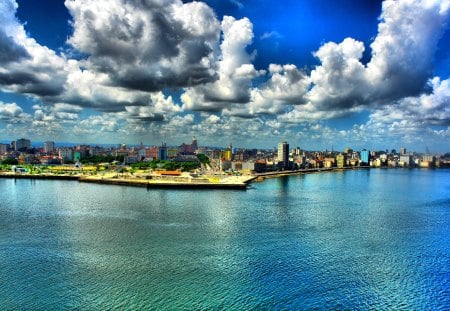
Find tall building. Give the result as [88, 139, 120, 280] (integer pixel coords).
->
[0, 143, 8, 155]
[400, 147, 406, 155]
[336, 153, 347, 168]
[277, 141, 289, 170]
[159, 143, 167, 160]
[44, 141, 55, 154]
[15, 138, 31, 152]
[360, 149, 370, 166]
[191, 136, 198, 152]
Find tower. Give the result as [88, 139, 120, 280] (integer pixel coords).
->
[277, 141, 289, 170]
[44, 141, 55, 154]
[191, 136, 198, 153]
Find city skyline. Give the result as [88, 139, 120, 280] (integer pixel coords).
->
[0, 0, 449, 152]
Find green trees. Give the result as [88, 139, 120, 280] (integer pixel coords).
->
[1, 158, 18, 165]
[130, 159, 200, 171]
[197, 154, 210, 164]
[80, 155, 124, 164]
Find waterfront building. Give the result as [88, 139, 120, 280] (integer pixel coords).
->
[399, 155, 412, 167]
[324, 157, 336, 168]
[421, 155, 436, 168]
[360, 149, 370, 166]
[278, 141, 289, 170]
[422, 155, 435, 163]
[242, 161, 255, 173]
[254, 160, 267, 173]
[44, 141, 55, 154]
[15, 138, 31, 152]
[336, 153, 346, 168]
[388, 159, 398, 167]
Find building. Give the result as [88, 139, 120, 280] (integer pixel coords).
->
[336, 153, 346, 168]
[191, 137, 198, 152]
[146, 146, 159, 159]
[89, 146, 103, 156]
[44, 141, 55, 154]
[421, 155, 436, 168]
[399, 155, 412, 167]
[360, 149, 370, 166]
[400, 147, 406, 155]
[277, 141, 289, 170]
[0, 143, 8, 155]
[159, 143, 167, 160]
[323, 157, 336, 168]
[179, 137, 198, 154]
[16, 138, 31, 152]
[221, 149, 232, 161]
[167, 148, 178, 159]
[59, 148, 74, 162]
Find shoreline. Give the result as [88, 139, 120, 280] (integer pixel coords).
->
[0, 172, 256, 190]
[1, 166, 445, 188]
[254, 166, 370, 180]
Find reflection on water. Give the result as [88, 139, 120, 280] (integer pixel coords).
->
[0, 169, 449, 309]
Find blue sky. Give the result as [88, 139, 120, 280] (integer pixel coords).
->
[0, 0, 449, 152]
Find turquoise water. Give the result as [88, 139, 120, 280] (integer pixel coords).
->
[0, 169, 449, 309]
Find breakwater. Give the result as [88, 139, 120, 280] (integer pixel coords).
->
[78, 176, 253, 190]
[0, 173, 256, 190]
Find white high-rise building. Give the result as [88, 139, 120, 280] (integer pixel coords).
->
[0, 143, 7, 155]
[44, 141, 55, 154]
[278, 141, 289, 170]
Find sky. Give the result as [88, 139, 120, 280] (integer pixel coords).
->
[0, 0, 449, 152]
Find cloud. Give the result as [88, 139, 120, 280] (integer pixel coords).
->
[260, 31, 282, 40]
[370, 77, 450, 127]
[230, 0, 244, 10]
[306, 38, 368, 110]
[65, 0, 220, 92]
[0, 0, 68, 97]
[282, 0, 450, 122]
[0, 102, 27, 120]
[366, 0, 450, 102]
[0, 0, 29, 63]
[182, 16, 263, 111]
[0, 0, 449, 150]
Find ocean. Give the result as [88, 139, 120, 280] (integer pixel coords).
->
[0, 169, 449, 309]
